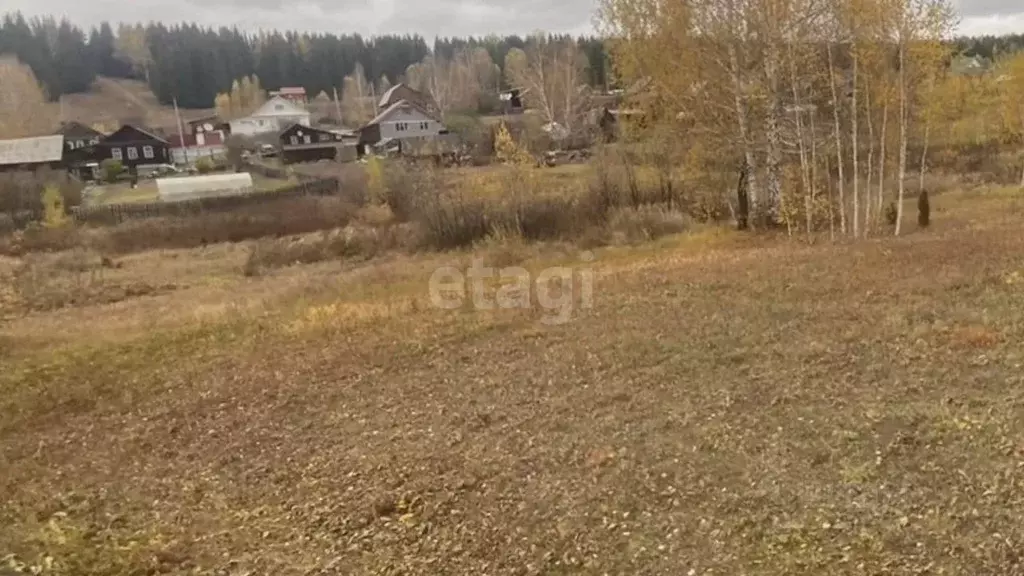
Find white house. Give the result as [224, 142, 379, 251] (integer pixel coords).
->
[358, 99, 445, 146]
[229, 96, 311, 137]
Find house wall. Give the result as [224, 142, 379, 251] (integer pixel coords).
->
[100, 142, 170, 168]
[376, 107, 444, 141]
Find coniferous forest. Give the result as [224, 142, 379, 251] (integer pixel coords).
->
[1, 11, 1019, 109]
[0, 12, 610, 109]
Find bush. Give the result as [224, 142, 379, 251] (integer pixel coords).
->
[95, 196, 358, 254]
[918, 190, 931, 228]
[243, 224, 406, 275]
[0, 224, 83, 256]
[195, 157, 215, 174]
[101, 159, 124, 183]
[608, 206, 690, 244]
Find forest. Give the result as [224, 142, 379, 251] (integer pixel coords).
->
[0, 12, 609, 109]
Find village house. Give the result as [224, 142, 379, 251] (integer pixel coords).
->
[56, 121, 105, 152]
[0, 135, 66, 173]
[169, 131, 226, 166]
[93, 125, 171, 174]
[270, 87, 308, 106]
[358, 99, 447, 152]
[186, 115, 231, 138]
[229, 96, 311, 137]
[278, 123, 349, 164]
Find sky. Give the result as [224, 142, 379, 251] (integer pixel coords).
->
[2, 0, 1022, 40]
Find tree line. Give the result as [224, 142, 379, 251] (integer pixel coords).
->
[0, 12, 611, 109]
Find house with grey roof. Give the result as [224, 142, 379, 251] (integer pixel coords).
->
[229, 96, 311, 137]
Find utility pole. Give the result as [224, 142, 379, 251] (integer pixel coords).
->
[173, 97, 189, 167]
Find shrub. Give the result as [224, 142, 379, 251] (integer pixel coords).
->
[95, 196, 357, 254]
[918, 190, 931, 228]
[885, 202, 898, 226]
[101, 159, 124, 183]
[41, 185, 69, 228]
[608, 206, 690, 244]
[415, 190, 491, 250]
[0, 224, 83, 256]
[243, 225, 406, 275]
[195, 157, 215, 174]
[381, 160, 423, 222]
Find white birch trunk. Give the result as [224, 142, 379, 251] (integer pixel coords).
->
[852, 53, 860, 238]
[728, 43, 761, 212]
[895, 41, 908, 236]
[878, 101, 888, 223]
[827, 43, 847, 235]
[866, 86, 875, 233]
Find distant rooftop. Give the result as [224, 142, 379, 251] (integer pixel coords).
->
[0, 135, 65, 166]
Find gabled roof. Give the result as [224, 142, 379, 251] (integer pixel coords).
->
[249, 96, 310, 118]
[0, 135, 65, 166]
[363, 99, 439, 128]
[103, 124, 170, 144]
[57, 121, 105, 139]
[378, 84, 404, 108]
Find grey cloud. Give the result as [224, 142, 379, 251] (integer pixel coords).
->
[3, 0, 1017, 37]
[954, 0, 1021, 18]
[6, 0, 595, 37]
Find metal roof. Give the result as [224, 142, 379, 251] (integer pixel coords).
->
[0, 135, 65, 166]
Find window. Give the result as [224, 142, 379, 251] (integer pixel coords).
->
[127, 147, 139, 160]
[420, 121, 429, 130]
[396, 122, 408, 132]
[319, 134, 329, 142]
[89, 138, 99, 145]
[111, 147, 123, 160]
[290, 136, 299, 145]
[303, 135, 311, 144]
[275, 104, 284, 111]
[143, 146, 154, 159]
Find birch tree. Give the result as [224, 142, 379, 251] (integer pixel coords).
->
[0, 56, 53, 138]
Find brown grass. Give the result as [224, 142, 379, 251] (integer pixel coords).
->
[2, 185, 1024, 574]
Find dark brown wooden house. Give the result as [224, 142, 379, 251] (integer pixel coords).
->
[279, 123, 347, 164]
[94, 125, 170, 174]
[56, 121, 105, 152]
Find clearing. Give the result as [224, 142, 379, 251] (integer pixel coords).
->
[2, 186, 1024, 574]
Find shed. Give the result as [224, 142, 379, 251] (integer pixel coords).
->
[279, 123, 347, 164]
[0, 135, 65, 173]
[156, 173, 255, 202]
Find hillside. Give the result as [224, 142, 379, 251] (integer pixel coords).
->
[47, 77, 216, 134]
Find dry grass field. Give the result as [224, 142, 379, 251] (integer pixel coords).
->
[2, 185, 1024, 574]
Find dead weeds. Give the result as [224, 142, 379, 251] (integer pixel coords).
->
[2, 187, 1024, 574]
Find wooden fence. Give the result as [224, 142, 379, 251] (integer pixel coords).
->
[71, 177, 340, 225]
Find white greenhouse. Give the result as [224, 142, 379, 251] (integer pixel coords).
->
[156, 173, 255, 202]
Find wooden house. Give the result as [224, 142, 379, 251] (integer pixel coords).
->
[94, 125, 171, 174]
[358, 100, 446, 149]
[56, 121, 105, 152]
[279, 123, 347, 164]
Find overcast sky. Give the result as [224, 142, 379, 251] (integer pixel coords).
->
[3, 0, 1022, 40]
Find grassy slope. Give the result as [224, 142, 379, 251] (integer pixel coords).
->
[48, 77, 216, 134]
[2, 188, 1024, 574]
